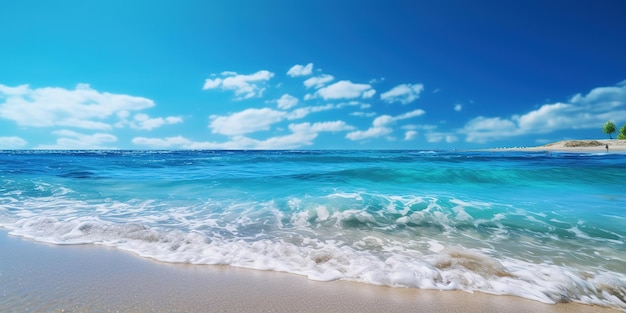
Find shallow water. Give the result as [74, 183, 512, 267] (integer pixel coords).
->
[1, 150, 625, 309]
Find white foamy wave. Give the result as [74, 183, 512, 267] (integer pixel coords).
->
[2, 216, 625, 310]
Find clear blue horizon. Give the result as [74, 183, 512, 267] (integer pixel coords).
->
[1, 0, 626, 150]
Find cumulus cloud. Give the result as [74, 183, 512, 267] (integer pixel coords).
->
[208, 100, 353, 139]
[209, 108, 286, 136]
[37, 130, 117, 149]
[425, 132, 458, 143]
[285, 104, 335, 120]
[134, 121, 353, 150]
[130, 114, 183, 130]
[301, 121, 354, 132]
[276, 94, 299, 110]
[569, 80, 626, 109]
[132, 136, 192, 148]
[346, 125, 393, 140]
[463, 117, 518, 143]
[113, 110, 182, 130]
[396, 109, 426, 120]
[0, 83, 154, 130]
[0, 136, 27, 148]
[303, 74, 335, 89]
[287, 63, 314, 77]
[316, 80, 376, 100]
[346, 109, 425, 141]
[336, 101, 371, 110]
[0, 84, 29, 96]
[454, 104, 463, 112]
[404, 130, 418, 140]
[461, 81, 626, 143]
[203, 70, 274, 100]
[380, 83, 424, 104]
[404, 124, 438, 131]
[350, 111, 377, 117]
[251, 121, 353, 149]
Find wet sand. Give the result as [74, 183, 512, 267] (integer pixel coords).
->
[0, 231, 619, 313]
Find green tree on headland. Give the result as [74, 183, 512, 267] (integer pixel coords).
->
[603, 120, 616, 139]
[618, 124, 626, 140]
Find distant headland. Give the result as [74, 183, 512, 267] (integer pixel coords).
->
[487, 139, 626, 153]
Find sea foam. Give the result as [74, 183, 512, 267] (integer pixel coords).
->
[3, 212, 625, 309]
[1, 150, 625, 310]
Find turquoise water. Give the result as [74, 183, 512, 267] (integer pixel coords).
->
[1, 150, 625, 309]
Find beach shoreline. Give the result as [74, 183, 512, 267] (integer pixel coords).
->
[483, 139, 626, 153]
[0, 230, 619, 313]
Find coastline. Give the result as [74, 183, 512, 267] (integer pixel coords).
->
[0, 231, 619, 313]
[483, 139, 626, 153]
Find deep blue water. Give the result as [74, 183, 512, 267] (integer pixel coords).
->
[1, 150, 625, 309]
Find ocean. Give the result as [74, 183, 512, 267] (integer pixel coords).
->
[1, 150, 625, 309]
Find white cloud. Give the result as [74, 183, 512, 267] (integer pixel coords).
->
[362, 89, 377, 98]
[369, 77, 385, 84]
[59, 119, 111, 130]
[167, 116, 183, 124]
[209, 108, 286, 135]
[0, 84, 29, 96]
[461, 81, 626, 143]
[425, 132, 458, 143]
[0, 136, 27, 148]
[37, 130, 117, 149]
[396, 109, 426, 120]
[116, 110, 130, 119]
[514, 103, 572, 131]
[202, 70, 274, 100]
[425, 133, 442, 143]
[346, 109, 425, 141]
[252, 121, 353, 149]
[346, 126, 393, 140]
[285, 104, 334, 120]
[133, 121, 354, 150]
[569, 81, 626, 109]
[336, 101, 371, 110]
[303, 74, 335, 89]
[202, 79, 222, 89]
[446, 135, 459, 143]
[132, 136, 192, 148]
[316, 80, 376, 100]
[351, 111, 377, 117]
[113, 111, 183, 130]
[403, 124, 437, 131]
[0, 83, 154, 130]
[276, 94, 299, 110]
[454, 104, 463, 112]
[373, 115, 394, 127]
[463, 116, 518, 143]
[301, 121, 354, 132]
[287, 63, 314, 77]
[380, 83, 424, 105]
[133, 136, 245, 150]
[130, 114, 183, 130]
[404, 130, 418, 141]
[208, 100, 355, 139]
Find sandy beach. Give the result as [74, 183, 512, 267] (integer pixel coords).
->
[0, 231, 619, 313]
[486, 139, 626, 153]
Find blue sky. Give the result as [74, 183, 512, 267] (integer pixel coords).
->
[1, 0, 626, 150]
